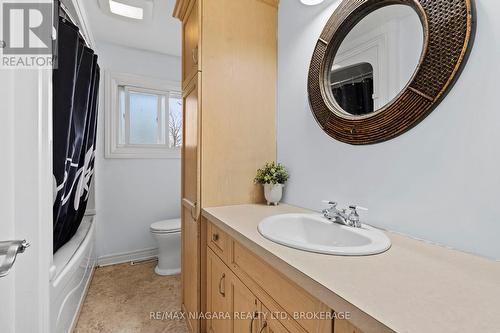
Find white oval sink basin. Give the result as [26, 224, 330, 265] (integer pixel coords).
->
[258, 213, 391, 256]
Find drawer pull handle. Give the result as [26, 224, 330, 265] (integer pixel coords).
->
[218, 273, 226, 297]
[192, 46, 199, 65]
[212, 233, 219, 242]
[249, 311, 258, 333]
[258, 320, 268, 333]
[190, 201, 197, 220]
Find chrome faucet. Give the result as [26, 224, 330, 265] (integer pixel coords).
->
[321, 201, 367, 228]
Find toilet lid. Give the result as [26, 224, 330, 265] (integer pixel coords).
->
[150, 218, 181, 233]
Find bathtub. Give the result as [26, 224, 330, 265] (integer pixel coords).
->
[50, 216, 96, 333]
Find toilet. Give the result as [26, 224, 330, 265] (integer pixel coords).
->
[150, 218, 181, 276]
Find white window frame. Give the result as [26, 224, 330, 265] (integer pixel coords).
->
[105, 71, 182, 159]
[120, 86, 169, 148]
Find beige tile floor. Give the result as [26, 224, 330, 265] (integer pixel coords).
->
[74, 261, 188, 333]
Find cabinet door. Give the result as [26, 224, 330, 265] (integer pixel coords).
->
[182, 75, 201, 333]
[334, 319, 363, 333]
[182, 203, 200, 333]
[231, 276, 259, 333]
[260, 305, 290, 333]
[182, 75, 200, 207]
[207, 249, 231, 333]
[182, 0, 199, 87]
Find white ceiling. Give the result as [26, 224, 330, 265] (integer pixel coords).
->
[83, 0, 181, 57]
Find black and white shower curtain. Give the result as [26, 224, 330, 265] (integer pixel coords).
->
[52, 18, 100, 253]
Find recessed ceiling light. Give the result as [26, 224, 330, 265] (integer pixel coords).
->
[109, 0, 143, 20]
[300, 0, 325, 5]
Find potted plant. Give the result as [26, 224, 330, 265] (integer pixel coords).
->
[254, 162, 289, 206]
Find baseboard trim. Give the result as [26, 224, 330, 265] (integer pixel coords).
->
[97, 248, 158, 267]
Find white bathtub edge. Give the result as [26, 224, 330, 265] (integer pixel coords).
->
[68, 264, 95, 333]
[51, 216, 96, 333]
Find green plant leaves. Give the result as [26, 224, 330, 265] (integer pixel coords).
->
[254, 161, 289, 185]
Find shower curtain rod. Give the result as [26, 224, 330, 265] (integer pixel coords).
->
[330, 71, 373, 87]
[58, 2, 91, 48]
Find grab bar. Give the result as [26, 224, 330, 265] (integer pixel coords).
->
[0, 240, 30, 278]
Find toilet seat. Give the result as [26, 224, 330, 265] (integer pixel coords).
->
[150, 218, 181, 234]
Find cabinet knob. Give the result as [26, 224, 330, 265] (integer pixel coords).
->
[212, 233, 219, 242]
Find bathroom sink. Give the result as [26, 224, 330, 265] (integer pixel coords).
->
[258, 213, 391, 256]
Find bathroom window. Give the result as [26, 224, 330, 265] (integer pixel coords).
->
[105, 72, 182, 159]
[118, 87, 182, 147]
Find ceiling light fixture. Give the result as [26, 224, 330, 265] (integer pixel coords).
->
[98, 0, 153, 21]
[109, 0, 143, 20]
[300, 0, 326, 5]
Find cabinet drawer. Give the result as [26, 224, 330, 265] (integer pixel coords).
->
[208, 222, 229, 263]
[231, 242, 332, 333]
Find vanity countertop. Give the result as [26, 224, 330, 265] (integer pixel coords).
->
[202, 204, 500, 333]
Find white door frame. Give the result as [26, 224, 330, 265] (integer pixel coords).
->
[0, 68, 53, 333]
[1, 0, 94, 331]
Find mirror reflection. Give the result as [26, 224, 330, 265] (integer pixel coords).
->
[329, 5, 424, 116]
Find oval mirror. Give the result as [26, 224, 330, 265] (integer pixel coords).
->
[308, 0, 475, 145]
[327, 5, 424, 116]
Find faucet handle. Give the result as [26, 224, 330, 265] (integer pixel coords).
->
[348, 205, 366, 228]
[321, 201, 338, 220]
[349, 205, 368, 211]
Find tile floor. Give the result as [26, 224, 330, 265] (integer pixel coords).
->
[74, 261, 188, 333]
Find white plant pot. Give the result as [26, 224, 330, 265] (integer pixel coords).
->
[263, 183, 284, 206]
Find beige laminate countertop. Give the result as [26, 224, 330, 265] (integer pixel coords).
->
[202, 204, 500, 333]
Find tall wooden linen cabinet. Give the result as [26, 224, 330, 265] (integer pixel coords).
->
[173, 1, 278, 332]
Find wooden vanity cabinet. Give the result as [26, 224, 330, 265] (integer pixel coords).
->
[207, 249, 260, 333]
[206, 219, 333, 333]
[205, 218, 368, 333]
[174, 1, 277, 332]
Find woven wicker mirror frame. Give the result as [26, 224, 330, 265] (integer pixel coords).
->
[308, 0, 475, 145]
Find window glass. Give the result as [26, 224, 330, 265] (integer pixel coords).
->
[114, 84, 182, 155]
[169, 94, 182, 148]
[129, 91, 159, 145]
[118, 87, 126, 144]
[160, 95, 167, 145]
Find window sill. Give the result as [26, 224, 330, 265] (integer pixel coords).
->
[105, 146, 181, 159]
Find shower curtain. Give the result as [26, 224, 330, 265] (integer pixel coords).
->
[52, 18, 100, 253]
[332, 78, 374, 116]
